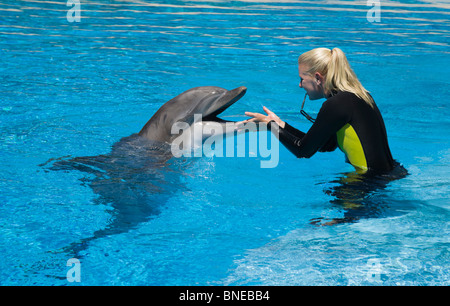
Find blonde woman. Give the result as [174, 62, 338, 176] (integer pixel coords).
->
[245, 47, 399, 173]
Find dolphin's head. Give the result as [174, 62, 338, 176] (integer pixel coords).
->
[190, 86, 247, 122]
[139, 86, 247, 143]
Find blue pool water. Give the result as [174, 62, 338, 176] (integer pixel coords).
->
[1, 0, 449, 286]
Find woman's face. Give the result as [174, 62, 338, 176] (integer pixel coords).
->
[298, 64, 325, 100]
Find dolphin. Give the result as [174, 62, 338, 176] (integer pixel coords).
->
[40, 85, 247, 258]
[138, 85, 247, 146]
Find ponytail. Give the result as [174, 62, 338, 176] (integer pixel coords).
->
[298, 48, 374, 106]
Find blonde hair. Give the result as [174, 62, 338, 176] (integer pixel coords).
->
[298, 47, 373, 106]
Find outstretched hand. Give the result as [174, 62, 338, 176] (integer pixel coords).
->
[243, 106, 285, 128]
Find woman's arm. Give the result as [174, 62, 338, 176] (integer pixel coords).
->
[245, 102, 343, 158]
[271, 122, 337, 158]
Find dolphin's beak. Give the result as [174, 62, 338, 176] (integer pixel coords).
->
[204, 86, 247, 121]
[225, 86, 247, 103]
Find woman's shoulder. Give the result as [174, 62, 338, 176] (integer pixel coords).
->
[325, 91, 370, 107]
[323, 91, 352, 107]
[328, 91, 359, 100]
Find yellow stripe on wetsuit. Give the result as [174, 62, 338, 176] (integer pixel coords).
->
[336, 124, 368, 172]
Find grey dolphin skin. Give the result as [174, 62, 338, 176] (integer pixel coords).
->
[138, 86, 247, 143]
[40, 85, 247, 259]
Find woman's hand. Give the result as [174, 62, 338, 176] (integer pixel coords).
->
[243, 106, 285, 128]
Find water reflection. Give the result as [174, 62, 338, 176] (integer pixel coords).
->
[41, 134, 191, 258]
[2, 0, 449, 55]
[312, 164, 409, 226]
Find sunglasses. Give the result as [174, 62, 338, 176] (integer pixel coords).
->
[300, 93, 316, 123]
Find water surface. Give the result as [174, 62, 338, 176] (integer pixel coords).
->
[0, 0, 449, 285]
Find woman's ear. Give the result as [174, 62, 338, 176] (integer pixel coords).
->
[315, 72, 325, 85]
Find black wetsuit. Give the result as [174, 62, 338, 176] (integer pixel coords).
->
[271, 91, 395, 172]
